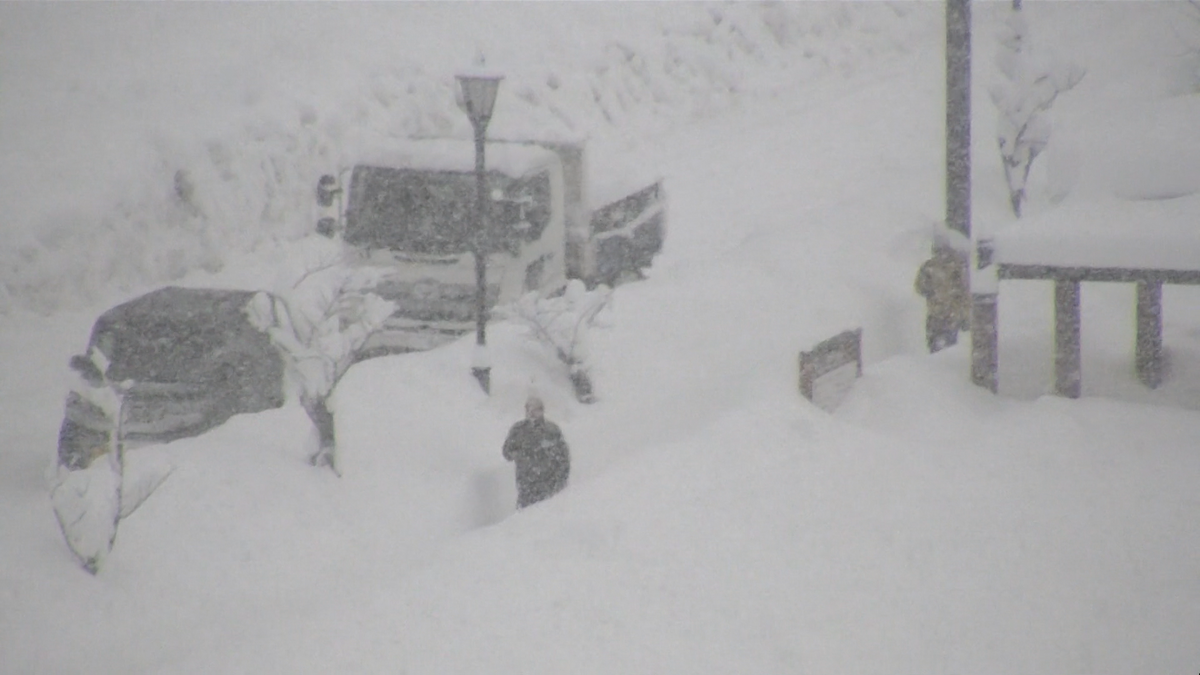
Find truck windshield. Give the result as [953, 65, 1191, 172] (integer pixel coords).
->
[345, 166, 551, 256]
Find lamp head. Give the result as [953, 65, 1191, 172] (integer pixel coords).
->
[456, 69, 504, 131]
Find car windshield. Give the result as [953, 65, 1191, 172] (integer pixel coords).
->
[344, 166, 551, 255]
[89, 288, 260, 383]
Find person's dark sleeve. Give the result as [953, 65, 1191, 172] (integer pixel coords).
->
[555, 426, 571, 480]
[914, 263, 932, 297]
[550, 424, 570, 464]
[502, 424, 519, 461]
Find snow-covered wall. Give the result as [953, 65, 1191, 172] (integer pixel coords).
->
[0, 2, 930, 315]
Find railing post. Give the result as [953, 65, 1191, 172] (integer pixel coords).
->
[970, 238, 998, 393]
[1135, 279, 1163, 388]
[970, 293, 998, 392]
[1054, 278, 1081, 398]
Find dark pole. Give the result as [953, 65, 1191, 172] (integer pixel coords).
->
[1135, 280, 1163, 388]
[946, 0, 998, 392]
[1054, 279, 1081, 398]
[946, 0, 971, 241]
[457, 69, 501, 395]
[471, 122, 491, 394]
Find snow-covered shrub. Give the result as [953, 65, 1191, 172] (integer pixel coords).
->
[245, 237, 394, 474]
[989, 8, 1085, 218]
[498, 280, 611, 403]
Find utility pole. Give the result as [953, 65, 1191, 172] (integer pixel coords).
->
[946, 0, 999, 392]
[945, 0, 971, 242]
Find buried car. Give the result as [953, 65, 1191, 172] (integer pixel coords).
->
[57, 286, 286, 469]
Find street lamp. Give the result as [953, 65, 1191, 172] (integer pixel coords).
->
[456, 66, 504, 394]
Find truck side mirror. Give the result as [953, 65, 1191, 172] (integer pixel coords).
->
[69, 354, 105, 387]
[316, 175, 340, 208]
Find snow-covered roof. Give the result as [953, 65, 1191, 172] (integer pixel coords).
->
[347, 136, 661, 208]
[350, 138, 559, 179]
[993, 192, 1200, 271]
[589, 166, 662, 210]
[587, 149, 663, 208]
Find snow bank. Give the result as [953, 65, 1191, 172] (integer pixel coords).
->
[993, 94, 1200, 269]
[1080, 94, 1200, 202]
[0, 2, 926, 316]
[994, 191, 1200, 270]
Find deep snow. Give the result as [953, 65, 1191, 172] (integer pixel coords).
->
[2, 2, 1199, 674]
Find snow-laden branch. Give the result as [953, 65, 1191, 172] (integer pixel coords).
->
[246, 237, 395, 473]
[498, 280, 612, 403]
[989, 9, 1085, 218]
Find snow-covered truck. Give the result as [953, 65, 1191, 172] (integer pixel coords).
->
[313, 137, 666, 354]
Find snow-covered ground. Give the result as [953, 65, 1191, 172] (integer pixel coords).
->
[2, 2, 1200, 673]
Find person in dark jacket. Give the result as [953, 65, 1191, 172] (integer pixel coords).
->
[502, 396, 570, 509]
[915, 246, 970, 353]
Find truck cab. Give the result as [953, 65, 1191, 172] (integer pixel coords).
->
[315, 137, 664, 355]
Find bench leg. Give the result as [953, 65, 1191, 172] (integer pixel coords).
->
[1054, 280, 1081, 398]
[1136, 280, 1163, 389]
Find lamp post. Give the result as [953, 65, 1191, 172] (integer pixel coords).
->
[456, 67, 504, 394]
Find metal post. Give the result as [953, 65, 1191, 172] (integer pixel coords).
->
[1135, 280, 1163, 388]
[1054, 279, 1081, 398]
[946, 0, 971, 240]
[971, 239, 998, 393]
[471, 125, 491, 394]
[948, 0, 982, 392]
[457, 68, 502, 395]
[970, 292, 998, 393]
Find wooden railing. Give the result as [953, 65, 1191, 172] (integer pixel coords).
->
[977, 262, 1200, 397]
